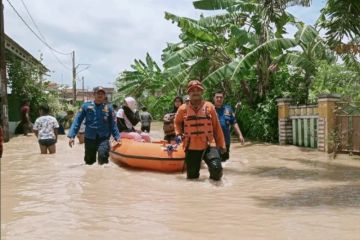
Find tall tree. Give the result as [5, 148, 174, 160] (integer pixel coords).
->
[193, 0, 311, 98]
[317, 0, 360, 48]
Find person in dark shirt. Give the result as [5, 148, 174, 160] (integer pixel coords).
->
[140, 107, 153, 133]
[213, 91, 244, 162]
[15, 100, 32, 135]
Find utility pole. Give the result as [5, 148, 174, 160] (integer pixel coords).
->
[81, 76, 84, 102]
[72, 50, 76, 105]
[0, 0, 9, 142]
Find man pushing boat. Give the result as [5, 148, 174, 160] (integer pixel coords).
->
[174, 80, 226, 181]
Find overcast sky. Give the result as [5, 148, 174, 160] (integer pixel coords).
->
[4, 0, 326, 89]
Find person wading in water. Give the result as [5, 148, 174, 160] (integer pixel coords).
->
[68, 86, 121, 165]
[213, 91, 245, 161]
[174, 80, 226, 181]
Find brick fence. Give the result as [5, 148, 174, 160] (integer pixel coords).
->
[277, 94, 340, 153]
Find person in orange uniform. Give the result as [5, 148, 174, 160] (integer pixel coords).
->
[174, 80, 226, 181]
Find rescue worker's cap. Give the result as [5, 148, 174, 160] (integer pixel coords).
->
[93, 86, 106, 94]
[187, 80, 204, 93]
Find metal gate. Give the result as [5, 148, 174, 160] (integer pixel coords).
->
[291, 117, 318, 148]
[290, 105, 318, 148]
[336, 102, 360, 154]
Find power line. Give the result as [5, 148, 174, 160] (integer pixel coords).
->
[18, 0, 72, 69]
[6, 0, 72, 56]
[20, 0, 48, 47]
[49, 49, 72, 70]
[19, 0, 72, 57]
[6, 0, 72, 70]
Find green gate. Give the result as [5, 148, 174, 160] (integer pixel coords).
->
[291, 117, 318, 148]
[289, 105, 318, 148]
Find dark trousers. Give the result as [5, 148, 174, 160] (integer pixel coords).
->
[220, 144, 230, 162]
[84, 136, 110, 165]
[141, 125, 150, 133]
[185, 147, 223, 181]
[164, 134, 176, 143]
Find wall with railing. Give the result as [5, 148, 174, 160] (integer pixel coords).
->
[277, 94, 341, 153]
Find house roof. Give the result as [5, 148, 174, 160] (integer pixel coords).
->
[5, 34, 49, 72]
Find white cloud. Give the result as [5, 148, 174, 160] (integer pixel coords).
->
[4, 0, 325, 89]
[4, 0, 203, 88]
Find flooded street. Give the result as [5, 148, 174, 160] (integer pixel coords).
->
[1, 122, 360, 240]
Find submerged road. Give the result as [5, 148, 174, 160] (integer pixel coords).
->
[1, 122, 360, 240]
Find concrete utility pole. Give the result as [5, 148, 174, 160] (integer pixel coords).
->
[0, 0, 9, 142]
[72, 50, 76, 105]
[72, 52, 90, 106]
[81, 76, 84, 102]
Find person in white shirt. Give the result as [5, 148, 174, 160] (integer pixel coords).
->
[33, 104, 59, 154]
[116, 97, 151, 142]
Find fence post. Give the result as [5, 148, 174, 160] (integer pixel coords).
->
[277, 98, 292, 145]
[317, 94, 340, 153]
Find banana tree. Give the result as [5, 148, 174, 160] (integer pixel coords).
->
[116, 53, 164, 102]
[162, 12, 235, 94]
[270, 24, 335, 102]
[193, 0, 311, 98]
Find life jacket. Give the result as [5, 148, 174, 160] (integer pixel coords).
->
[183, 101, 215, 149]
[163, 113, 176, 136]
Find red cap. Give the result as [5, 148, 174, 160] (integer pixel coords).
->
[187, 80, 204, 93]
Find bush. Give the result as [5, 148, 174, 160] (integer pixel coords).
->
[237, 97, 278, 142]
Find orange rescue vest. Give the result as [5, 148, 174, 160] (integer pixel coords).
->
[183, 102, 215, 149]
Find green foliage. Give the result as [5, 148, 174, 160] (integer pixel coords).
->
[115, 0, 359, 143]
[317, 0, 360, 47]
[6, 55, 62, 120]
[116, 53, 165, 99]
[237, 97, 278, 142]
[310, 61, 360, 102]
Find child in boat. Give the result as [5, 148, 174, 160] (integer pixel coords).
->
[117, 97, 151, 142]
[33, 104, 59, 154]
[163, 96, 183, 142]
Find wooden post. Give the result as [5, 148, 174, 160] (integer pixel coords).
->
[317, 94, 340, 153]
[0, 0, 9, 142]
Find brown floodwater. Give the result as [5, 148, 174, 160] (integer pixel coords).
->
[1, 122, 360, 240]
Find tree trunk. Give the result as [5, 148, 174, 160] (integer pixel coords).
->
[256, 22, 271, 99]
[304, 71, 312, 104]
[241, 80, 254, 106]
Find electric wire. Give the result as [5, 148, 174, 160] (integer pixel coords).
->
[6, 0, 73, 70]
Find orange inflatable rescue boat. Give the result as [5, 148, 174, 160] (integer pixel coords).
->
[110, 139, 185, 172]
